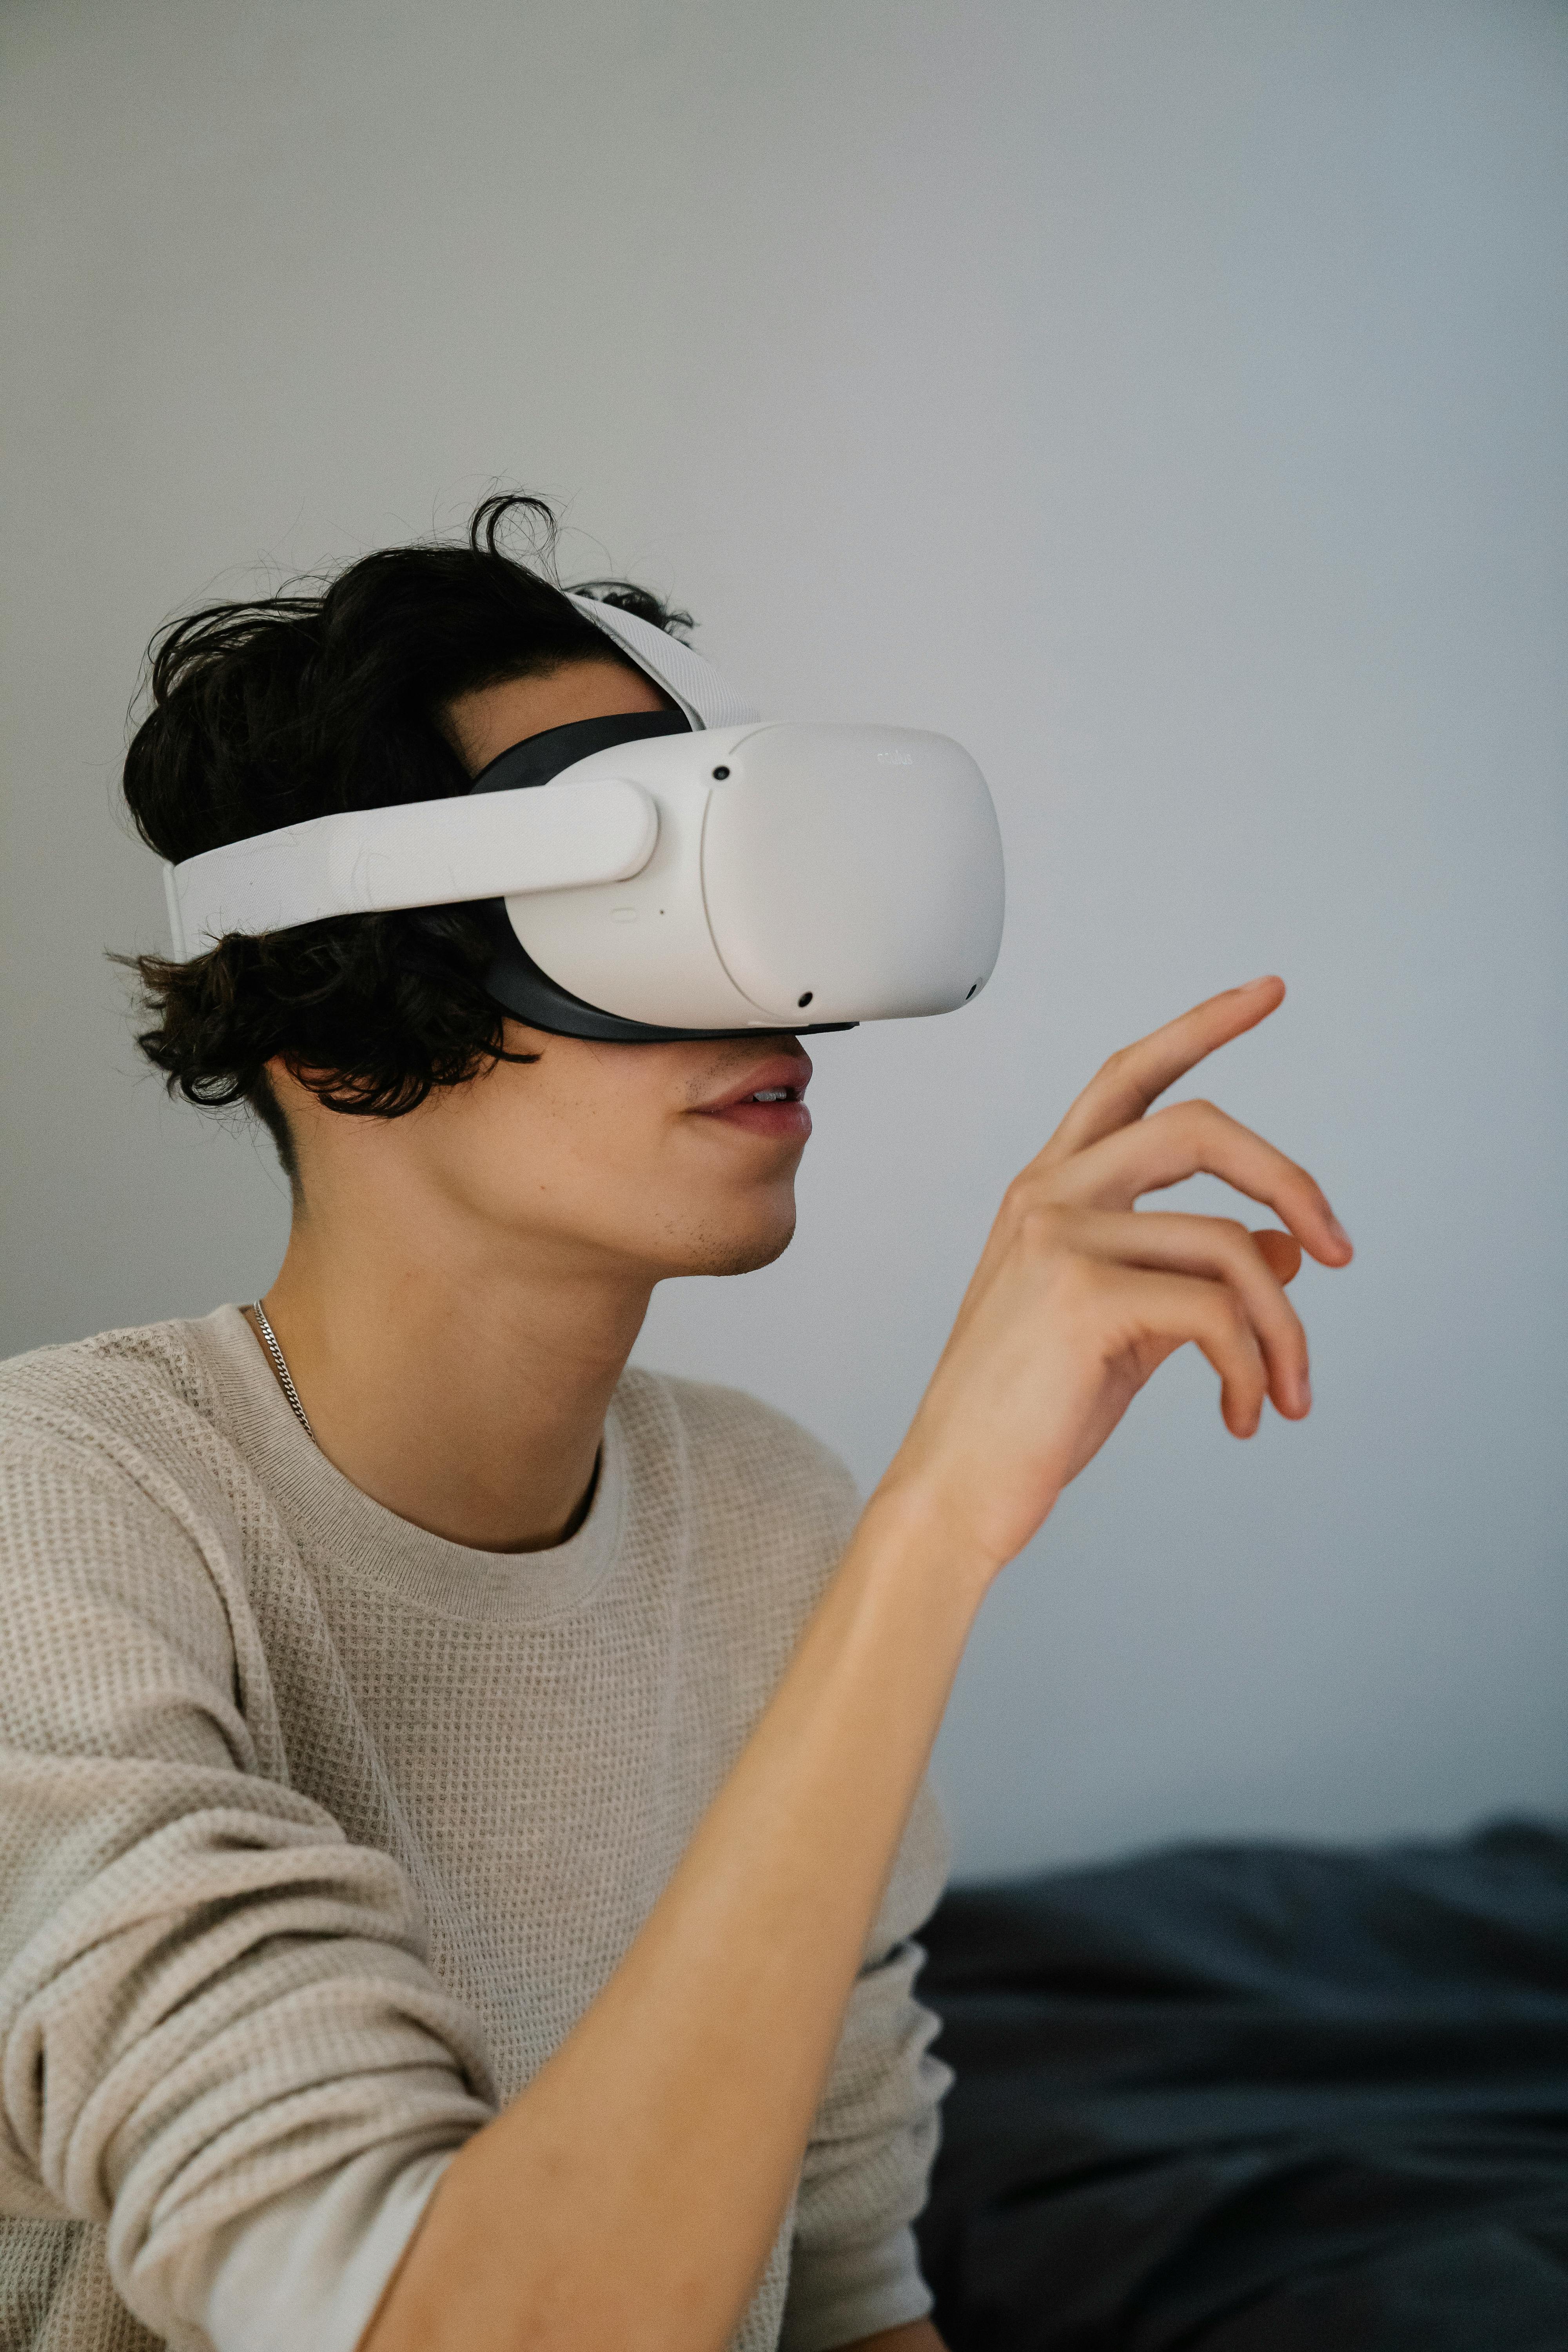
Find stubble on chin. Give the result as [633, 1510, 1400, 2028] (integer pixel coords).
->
[669, 1210, 799, 1280]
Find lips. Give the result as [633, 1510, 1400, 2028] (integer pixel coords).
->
[692, 1052, 813, 1141]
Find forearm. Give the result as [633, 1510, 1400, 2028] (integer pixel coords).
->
[362, 1486, 989, 2352]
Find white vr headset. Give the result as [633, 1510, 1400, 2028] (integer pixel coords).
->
[163, 594, 1006, 1043]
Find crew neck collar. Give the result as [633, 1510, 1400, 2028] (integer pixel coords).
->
[190, 1303, 628, 1625]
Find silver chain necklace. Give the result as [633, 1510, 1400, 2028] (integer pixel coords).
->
[251, 1302, 316, 1442]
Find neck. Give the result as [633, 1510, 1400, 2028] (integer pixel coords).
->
[255, 1199, 650, 1554]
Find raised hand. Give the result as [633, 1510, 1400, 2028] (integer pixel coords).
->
[882, 977, 1354, 1577]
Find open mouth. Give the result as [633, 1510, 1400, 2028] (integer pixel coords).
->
[694, 1060, 813, 1139]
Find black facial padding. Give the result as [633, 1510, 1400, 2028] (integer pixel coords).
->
[467, 710, 693, 799]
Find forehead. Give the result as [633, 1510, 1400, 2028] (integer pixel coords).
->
[445, 658, 671, 774]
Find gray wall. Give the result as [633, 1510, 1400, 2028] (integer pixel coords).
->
[4, 0, 1565, 1877]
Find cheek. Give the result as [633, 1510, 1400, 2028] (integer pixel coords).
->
[455, 1073, 677, 1210]
[426, 1043, 799, 1241]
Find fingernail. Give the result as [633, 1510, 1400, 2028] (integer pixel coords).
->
[1300, 1374, 1312, 1412]
[1327, 1213, 1352, 1251]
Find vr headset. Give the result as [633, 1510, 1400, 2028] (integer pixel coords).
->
[163, 594, 1006, 1043]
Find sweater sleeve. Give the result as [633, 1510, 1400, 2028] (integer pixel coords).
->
[0, 1425, 495, 2348]
[779, 1777, 954, 2352]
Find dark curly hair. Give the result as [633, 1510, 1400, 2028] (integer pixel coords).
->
[118, 494, 694, 1181]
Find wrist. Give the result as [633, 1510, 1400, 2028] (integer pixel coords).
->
[869, 1414, 1066, 1588]
[856, 1465, 1011, 1602]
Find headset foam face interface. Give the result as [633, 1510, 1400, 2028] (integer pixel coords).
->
[163, 591, 1006, 1043]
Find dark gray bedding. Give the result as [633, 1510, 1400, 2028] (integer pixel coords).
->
[915, 1821, 1568, 2349]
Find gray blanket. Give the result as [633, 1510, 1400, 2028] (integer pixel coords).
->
[915, 1821, 1568, 2349]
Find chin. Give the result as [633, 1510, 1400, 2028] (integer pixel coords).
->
[675, 1207, 798, 1279]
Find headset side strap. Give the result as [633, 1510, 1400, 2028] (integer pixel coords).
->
[165, 780, 658, 953]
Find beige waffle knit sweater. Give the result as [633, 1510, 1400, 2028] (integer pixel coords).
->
[0, 1307, 950, 2352]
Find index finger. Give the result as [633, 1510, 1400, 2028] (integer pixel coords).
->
[1041, 976, 1288, 1163]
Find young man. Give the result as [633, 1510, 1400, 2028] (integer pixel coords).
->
[0, 501, 1351, 2352]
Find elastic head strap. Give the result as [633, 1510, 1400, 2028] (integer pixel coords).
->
[564, 593, 761, 730]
